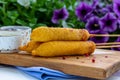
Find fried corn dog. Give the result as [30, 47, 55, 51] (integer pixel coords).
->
[19, 41, 41, 53]
[31, 27, 90, 42]
[32, 41, 96, 57]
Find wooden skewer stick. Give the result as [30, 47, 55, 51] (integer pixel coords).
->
[90, 34, 120, 37]
[96, 42, 120, 46]
[96, 45, 120, 48]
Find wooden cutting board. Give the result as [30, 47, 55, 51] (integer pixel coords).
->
[0, 49, 120, 79]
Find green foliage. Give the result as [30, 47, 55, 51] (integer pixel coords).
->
[0, 0, 111, 29]
[0, 0, 83, 29]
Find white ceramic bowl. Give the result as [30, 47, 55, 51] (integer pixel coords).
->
[0, 26, 31, 53]
[0, 36, 21, 53]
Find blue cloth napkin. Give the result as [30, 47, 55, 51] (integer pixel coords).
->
[16, 66, 89, 80]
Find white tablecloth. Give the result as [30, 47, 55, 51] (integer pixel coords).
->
[0, 65, 120, 80]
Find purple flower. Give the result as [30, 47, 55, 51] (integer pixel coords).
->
[111, 37, 120, 51]
[101, 5, 113, 14]
[90, 31, 109, 43]
[85, 16, 101, 33]
[75, 2, 92, 20]
[92, 0, 99, 9]
[106, 4, 113, 12]
[99, 13, 117, 32]
[91, 0, 105, 16]
[113, 0, 120, 18]
[51, 7, 69, 24]
[83, 11, 95, 22]
[118, 19, 120, 28]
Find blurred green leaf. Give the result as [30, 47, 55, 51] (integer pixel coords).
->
[16, 19, 27, 25]
[0, 1, 7, 4]
[7, 11, 19, 23]
[2, 18, 12, 25]
[38, 8, 47, 12]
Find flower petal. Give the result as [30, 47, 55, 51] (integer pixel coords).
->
[113, 0, 120, 18]
[85, 16, 101, 33]
[75, 2, 92, 20]
[51, 7, 69, 24]
[92, 0, 99, 9]
[99, 13, 117, 32]
[17, 0, 30, 7]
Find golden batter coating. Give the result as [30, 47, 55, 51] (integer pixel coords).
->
[19, 41, 41, 53]
[31, 27, 90, 42]
[32, 41, 96, 57]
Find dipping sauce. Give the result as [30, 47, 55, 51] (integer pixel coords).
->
[0, 26, 31, 53]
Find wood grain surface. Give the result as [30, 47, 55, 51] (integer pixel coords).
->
[0, 49, 120, 79]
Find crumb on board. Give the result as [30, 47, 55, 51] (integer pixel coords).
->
[76, 56, 79, 59]
[62, 56, 66, 60]
[81, 61, 85, 63]
[105, 56, 108, 58]
[84, 54, 90, 57]
[92, 58, 95, 63]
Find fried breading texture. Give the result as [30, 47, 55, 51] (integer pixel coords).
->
[31, 27, 90, 42]
[32, 41, 96, 57]
[19, 41, 41, 53]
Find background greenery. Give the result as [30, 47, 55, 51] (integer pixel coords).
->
[0, 0, 111, 29]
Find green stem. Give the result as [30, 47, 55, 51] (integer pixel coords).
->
[2, 3, 7, 25]
[30, 3, 36, 17]
[3, 4, 6, 16]
[17, 5, 22, 15]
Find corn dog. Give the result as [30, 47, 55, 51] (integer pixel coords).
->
[19, 41, 41, 53]
[32, 41, 96, 57]
[31, 27, 90, 42]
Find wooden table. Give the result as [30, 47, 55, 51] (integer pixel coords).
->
[0, 49, 120, 79]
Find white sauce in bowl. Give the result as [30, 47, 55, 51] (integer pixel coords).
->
[0, 26, 31, 53]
